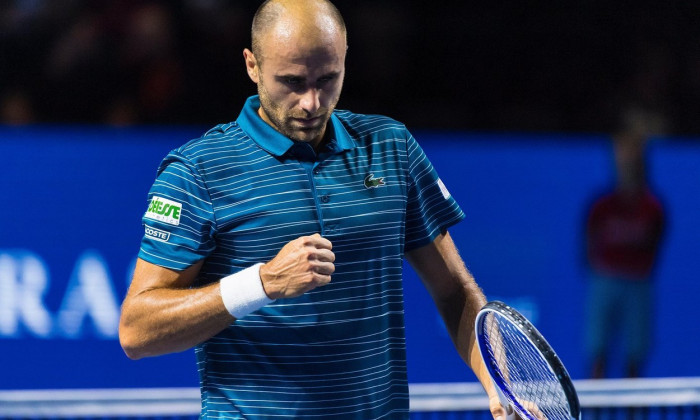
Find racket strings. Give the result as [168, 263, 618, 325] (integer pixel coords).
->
[485, 314, 572, 420]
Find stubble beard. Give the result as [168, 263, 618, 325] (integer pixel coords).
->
[257, 82, 338, 144]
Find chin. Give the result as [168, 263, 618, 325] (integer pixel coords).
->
[291, 135, 319, 144]
[288, 129, 322, 143]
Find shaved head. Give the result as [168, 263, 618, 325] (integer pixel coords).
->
[243, 0, 347, 148]
[251, 0, 347, 65]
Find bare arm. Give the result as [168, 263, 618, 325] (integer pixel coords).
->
[118, 258, 232, 359]
[405, 231, 505, 419]
[119, 234, 335, 360]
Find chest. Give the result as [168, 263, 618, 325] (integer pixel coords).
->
[207, 145, 409, 259]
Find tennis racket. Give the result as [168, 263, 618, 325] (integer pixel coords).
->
[475, 301, 581, 420]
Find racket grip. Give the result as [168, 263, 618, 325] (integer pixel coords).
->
[495, 386, 517, 420]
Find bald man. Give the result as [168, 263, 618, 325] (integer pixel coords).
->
[119, 0, 505, 418]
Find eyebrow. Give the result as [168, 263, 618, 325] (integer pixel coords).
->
[274, 71, 340, 81]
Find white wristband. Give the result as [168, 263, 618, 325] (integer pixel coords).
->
[219, 263, 274, 319]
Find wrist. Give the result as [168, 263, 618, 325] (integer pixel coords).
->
[258, 262, 280, 299]
[219, 263, 274, 319]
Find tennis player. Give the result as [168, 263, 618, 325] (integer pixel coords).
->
[119, 0, 507, 418]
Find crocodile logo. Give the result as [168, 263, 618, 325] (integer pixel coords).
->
[364, 173, 386, 189]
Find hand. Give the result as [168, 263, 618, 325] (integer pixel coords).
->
[259, 234, 335, 299]
[489, 393, 512, 420]
[489, 394, 545, 420]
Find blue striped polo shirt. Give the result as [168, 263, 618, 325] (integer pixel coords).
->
[138, 96, 464, 419]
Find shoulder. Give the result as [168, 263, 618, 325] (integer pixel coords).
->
[173, 122, 248, 159]
[334, 109, 410, 141]
[642, 189, 665, 216]
[588, 190, 616, 214]
[643, 189, 663, 206]
[159, 122, 254, 172]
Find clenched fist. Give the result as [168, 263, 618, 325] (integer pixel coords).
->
[260, 234, 335, 299]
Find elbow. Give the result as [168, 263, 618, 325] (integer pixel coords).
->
[118, 299, 157, 360]
[118, 318, 149, 360]
[122, 347, 143, 361]
[121, 344, 144, 361]
[119, 329, 144, 360]
[119, 315, 175, 360]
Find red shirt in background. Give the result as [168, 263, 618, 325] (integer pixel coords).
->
[586, 189, 664, 280]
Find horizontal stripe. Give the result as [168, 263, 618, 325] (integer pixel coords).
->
[138, 96, 464, 418]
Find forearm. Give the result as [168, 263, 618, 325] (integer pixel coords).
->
[119, 282, 233, 359]
[406, 233, 497, 398]
[432, 271, 494, 394]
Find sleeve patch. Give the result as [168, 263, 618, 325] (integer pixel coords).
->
[145, 196, 182, 226]
[437, 178, 451, 199]
[144, 226, 171, 242]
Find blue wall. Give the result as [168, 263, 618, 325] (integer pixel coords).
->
[1, 126, 698, 389]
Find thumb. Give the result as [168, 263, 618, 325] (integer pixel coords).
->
[489, 394, 510, 420]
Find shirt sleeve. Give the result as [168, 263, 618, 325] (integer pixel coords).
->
[137, 150, 216, 270]
[404, 133, 465, 252]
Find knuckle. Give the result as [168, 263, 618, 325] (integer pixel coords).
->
[314, 274, 330, 286]
[304, 272, 315, 283]
[303, 238, 318, 250]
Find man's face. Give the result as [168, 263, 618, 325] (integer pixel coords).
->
[244, 26, 346, 148]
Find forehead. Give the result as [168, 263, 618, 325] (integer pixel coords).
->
[265, 44, 345, 75]
[258, 17, 346, 72]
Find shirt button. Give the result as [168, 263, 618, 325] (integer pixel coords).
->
[313, 168, 320, 175]
[320, 194, 330, 203]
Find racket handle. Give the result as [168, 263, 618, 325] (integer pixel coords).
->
[495, 386, 517, 420]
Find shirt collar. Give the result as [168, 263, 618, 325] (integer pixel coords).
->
[236, 95, 356, 157]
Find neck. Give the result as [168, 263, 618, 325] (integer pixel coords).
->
[313, 121, 332, 152]
[256, 106, 330, 153]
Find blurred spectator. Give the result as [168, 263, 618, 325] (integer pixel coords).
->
[117, 3, 184, 122]
[1, 89, 35, 124]
[583, 108, 666, 378]
[104, 94, 138, 126]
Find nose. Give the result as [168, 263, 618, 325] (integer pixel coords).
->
[299, 88, 321, 115]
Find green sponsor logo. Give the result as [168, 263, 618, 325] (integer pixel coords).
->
[364, 173, 386, 189]
[148, 198, 180, 219]
[145, 196, 182, 225]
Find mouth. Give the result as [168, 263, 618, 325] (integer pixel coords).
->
[293, 115, 321, 123]
[292, 116, 322, 129]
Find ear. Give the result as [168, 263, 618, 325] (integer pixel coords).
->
[243, 48, 260, 84]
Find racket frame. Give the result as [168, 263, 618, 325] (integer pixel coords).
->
[475, 301, 581, 420]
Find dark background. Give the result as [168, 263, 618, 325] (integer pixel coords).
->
[3, 1, 700, 135]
